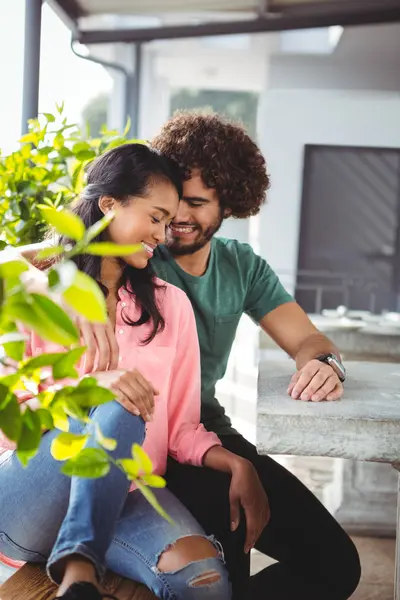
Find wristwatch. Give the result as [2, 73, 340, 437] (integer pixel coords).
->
[317, 353, 346, 382]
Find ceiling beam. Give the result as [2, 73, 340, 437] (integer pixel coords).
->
[75, 1, 400, 44]
[46, 0, 85, 28]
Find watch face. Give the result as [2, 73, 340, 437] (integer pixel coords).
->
[327, 355, 346, 380]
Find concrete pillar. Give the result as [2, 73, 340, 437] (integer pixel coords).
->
[326, 459, 398, 537]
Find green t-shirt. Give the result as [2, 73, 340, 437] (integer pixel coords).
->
[152, 237, 293, 435]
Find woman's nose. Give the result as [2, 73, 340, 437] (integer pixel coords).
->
[153, 223, 166, 244]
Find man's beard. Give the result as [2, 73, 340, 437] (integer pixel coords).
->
[166, 210, 224, 257]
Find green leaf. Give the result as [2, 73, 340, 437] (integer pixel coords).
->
[77, 377, 97, 389]
[21, 352, 67, 372]
[141, 474, 166, 488]
[16, 408, 41, 465]
[51, 432, 89, 460]
[36, 408, 54, 430]
[123, 117, 132, 137]
[20, 347, 84, 379]
[72, 142, 91, 154]
[3, 339, 25, 361]
[76, 150, 96, 161]
[85, 242, 142, 257]
[102, 139, 130, 153]
[72, 142, 96, 162]
[54, 133, 65, 151]
[70, 161, 86, 194]
[52, 347, 85, 380]
[6, 296, 78, 347]
[36, 246, 64, 261]
[17, 448, 38, 468]
[63, 271, 107, 323]
[0, 385, 21, 442]
[51, 403, 70, 431]
[61, 447, 110, 478]
[43, 113, 55, 123]
[20, 198, 30, 221]
[117, 458, 140, 479]
[63, 397, 88, 421]
[31, 293, 79, 343]
[85, 211, 115, 243]
[94, 423, 117, 451]
[132, 443, 153, 475]
[39, 206, 85, 241]
[70, 385, 114, 408]
[136, 481, 173, 524]
[59, 146, 74, 159]
[0, 260, 29, 278]
[20, 132, 38, 145]
[0, 374, 21, 388]
[48, 262, 77, 293]
[0, 331, 27, 362]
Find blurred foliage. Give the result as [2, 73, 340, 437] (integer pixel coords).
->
[81, 93, 110, 139]
[170, 88, 259, 139]
[0, 103, 133, 247]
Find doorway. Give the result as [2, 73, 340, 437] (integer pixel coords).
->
[296, 144, 400, 313]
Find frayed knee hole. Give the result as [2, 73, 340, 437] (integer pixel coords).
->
[157, 535, 218, 573]
[189, 571, 221, 587]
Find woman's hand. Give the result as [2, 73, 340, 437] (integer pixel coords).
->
[13, 253, 120, 373]
[229, 457, 270, 554]
[90, 369, 159, 421]
[203, 446, 270, 553]
[77, 316, 120, 374]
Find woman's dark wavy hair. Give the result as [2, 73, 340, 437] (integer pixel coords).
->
[61, 143, 182, 344]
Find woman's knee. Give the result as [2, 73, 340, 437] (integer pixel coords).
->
[157, 535, 231, 599]
[89, 401, 146, 451]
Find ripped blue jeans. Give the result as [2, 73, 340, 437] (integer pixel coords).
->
[0, 401, 230, 599]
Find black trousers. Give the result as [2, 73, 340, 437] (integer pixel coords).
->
[166, 434, 361, 600]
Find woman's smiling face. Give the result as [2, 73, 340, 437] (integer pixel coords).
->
[99, 178, 179, 269]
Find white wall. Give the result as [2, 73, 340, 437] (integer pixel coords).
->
[257, 89, 400, 292]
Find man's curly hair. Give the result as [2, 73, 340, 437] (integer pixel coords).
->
[151, 110, 270, 219]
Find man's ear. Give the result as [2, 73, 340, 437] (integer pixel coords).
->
[223, 207, 232, 218]
[98, 195, 116, 215]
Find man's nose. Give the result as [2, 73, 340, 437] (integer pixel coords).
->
[174, 201, 191, 223]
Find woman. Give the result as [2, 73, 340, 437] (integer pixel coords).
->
[0, 144, 249, 600]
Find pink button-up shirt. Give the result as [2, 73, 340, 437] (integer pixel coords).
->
[0, 279, 221, 475]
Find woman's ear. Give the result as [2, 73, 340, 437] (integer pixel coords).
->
[98, 195, 116, 215]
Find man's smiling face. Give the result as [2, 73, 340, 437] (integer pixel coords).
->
[166, 169, 225, 256]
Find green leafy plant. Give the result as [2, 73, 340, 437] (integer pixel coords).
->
[0, 105, 137, 247]
[0, 132, 169, 521]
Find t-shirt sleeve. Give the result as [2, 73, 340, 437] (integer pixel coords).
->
[243, 247, 294, 323]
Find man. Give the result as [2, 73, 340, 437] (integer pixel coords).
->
[149, 111, 360, 600]
[14, 111, 360, 599]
